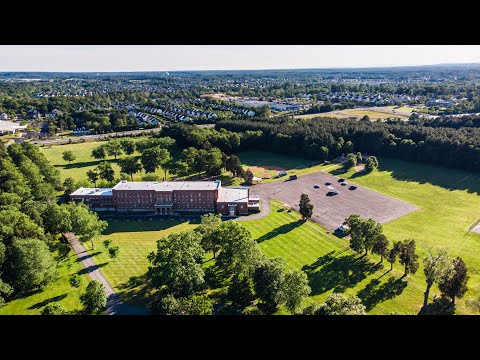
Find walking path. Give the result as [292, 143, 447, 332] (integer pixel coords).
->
[67, 233, 148, 315]
[235, 194, 271, 221]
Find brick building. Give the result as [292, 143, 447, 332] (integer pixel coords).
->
[70, 180, 259, 216]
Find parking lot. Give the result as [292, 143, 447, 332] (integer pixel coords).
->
[252, 171, 419, 230]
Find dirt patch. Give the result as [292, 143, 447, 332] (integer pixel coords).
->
[354, 165, 365, 172]
[248, 165, 287, 179]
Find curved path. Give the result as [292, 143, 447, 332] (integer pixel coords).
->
[69, 234, 148, 315]
[235, 194, 271, 222]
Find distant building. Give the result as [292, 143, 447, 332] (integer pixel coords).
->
[0, 119, 27, 134]
[27, 109, 41, 119]
[0, 113, 9, 120]
[70, 180, 259, 216]
[45, 109, 63, 118]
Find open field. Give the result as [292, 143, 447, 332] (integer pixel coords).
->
[251, 170, 419, 230]
[40, 140, 167, 182]
[238, 149, 335, 182]
[86, 219, 198, 306]
[295, 107, 412, 121]
[0, 251, 89, 315]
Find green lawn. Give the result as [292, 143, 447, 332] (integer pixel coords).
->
[238, 149, 335, 183]
[0, 251, 90, 315]
[87, 219, 198, 306]
[39, 140, 167, 183]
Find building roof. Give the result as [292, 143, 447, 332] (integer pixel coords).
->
[111, 180, 221, 192]
[217, 187, 249, 203]
[70, 187, 113, 196]
[0, 120, 27, 132]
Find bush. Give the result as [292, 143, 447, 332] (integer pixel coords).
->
[41, 303, 66, 315]
[58, 243, 71, 258]
[69, 274, 82, 288]
[242, 305, 264, 315]
[108, 246, 120, 258]
[103, 239, 112, 248]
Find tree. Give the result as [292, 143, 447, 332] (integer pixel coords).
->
[225, 155, 242, 176]
[299, 194, 313, 221]
[345, 153, 357, 169]
[68, 203, 107, 249]
[214, 221, 263, 278]
[365, 156, 379, 173]
[345, 214, 383, 255]
[86, 169, 99, 187]
[317, 293, 366, 315]
[6, 238, 57, 293]
[439, 257, 469, 306]
[147, 230, 205, 297]
[421, 248, 455, 312]
[141, 146, 171, 178]
[343, 141, 354, 154]
[0, 278, 13, 307]
[278, 269, 311, 314]
[227, 273, 255, 309]
[387, 241, 401, 271]
[62, 150, 76, 164]
[319, 146, 329, 161]
[103, 239, 112, 248]
[356, 152, 363, 163]
[150, 294, 213, 315]
[120, 138, 136, 155]
[96, 162, 115, 183]
[80, 280, 107, 314]
[41, 303, 66, 315]
[204, 148, 223, 176]
[118, 156, 142, 181]
[360, 115, 370, 122]
[372, 234, 389, 263]
[105, 139, 123, 160]
[69, 274, 82, 288]
[398, 239, 419, 277]
[91, 145, 107, 160]
[42, 204, 72, 235]
[253, 257, 286, 312]
[63, 177, 76, 202]
[0, 209, 44, 243]
[196, 213, 222, 258]
[243, 169, 254, 185]
[108, 246, 119, 258]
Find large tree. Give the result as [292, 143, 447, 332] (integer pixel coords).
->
[87, 169, 100, 187]
[105, 139, 123, 160]
[398, 239, 419, 277]
[0, 209, 44, 244]
[439, 257, 469, 306]
[365, 156, 379, 173]
[67, 203, 107, 249]
[243, 169, 254, 185]
[278, 268, 311, 314]
[387, 241, 401, 271]
[6, 238, 57, 294]
[253, 257, 286, 312]
[120, 138, 136, 155]
[345, 214, 383, 255]
[141, 146, 171, 178]
[62, 150, 76, 164]
[225, 155, 242, 176]
[118, 156, 142, 181]
[96, 162, 115, 183]
[91, 145, 107, 160]
[147, 230, 205, 297]
[372, 234, 389, 263]
[227, 273, 255, 309]
[150, 294, 213, 315]
[81, 280, 107, 314]
[42, 204, 72, 235]
[317, 293, 366, 315]
[421, 248, 455, 312]
[345, 153, 357, 169]
[299, 194, 313, 221]
[196, 213, 222, 258]
[63, 177, 76, 203]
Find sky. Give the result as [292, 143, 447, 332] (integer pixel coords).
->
[1, 45, 480, 72]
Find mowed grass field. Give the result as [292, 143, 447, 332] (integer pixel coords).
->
[39, 140, 167, 183]
[295, 108, 410, 120]
[238, 150, 335, 182]
[0, 251, 90, 315]
[87, 219, 198, 306]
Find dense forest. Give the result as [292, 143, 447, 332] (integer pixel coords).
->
[215, 116, 480, 171]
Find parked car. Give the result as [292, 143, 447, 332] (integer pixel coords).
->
[337, 224, 350, 233]
[349, 185, 357, 190]
[341, 182, 347, 186]
[338, 178, 346, 182]
[314, 184, 320, 188]
[289, 175, 298, 180]
[325, 182, 332, 186]
[327, 190, 340, 196]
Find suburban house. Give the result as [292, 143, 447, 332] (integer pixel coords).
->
[0, 119, 27, 135]
[0, 113, 9, 120]
[45, 109, 64, 118]
[27, 109, 41, 119]
[70, 180, 260, 216]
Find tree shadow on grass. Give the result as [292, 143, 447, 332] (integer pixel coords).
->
[76, 262, 108, 276]
[357, 276, 408, 311]
[256, 220, 303, 243]
[28, 293, 68, 309]
[420, 297, 455, 315]
[330, 167, 349, 176]
[116, 273, 154, 308]
[76, 251, 102, 262]
[349, 170, 369, 179]
[302, 253, 377, 295]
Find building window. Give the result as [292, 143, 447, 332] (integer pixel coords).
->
[240, 205, 243, 209]
[221, 205, 224, 209]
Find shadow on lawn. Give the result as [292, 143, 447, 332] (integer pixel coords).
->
[76, 262, 108, 276]
[116, 274, 154, 308]
[28, 293, 68, 309]
[357, 276, 408, 311]
[302, 252, 377, 295]
[256, 220, 303, 243]
[103, 220, 189, 234]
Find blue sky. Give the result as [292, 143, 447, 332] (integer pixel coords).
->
[1, 45, 480, 72]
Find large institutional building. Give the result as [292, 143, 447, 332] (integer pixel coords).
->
[70, 180, 260, 216]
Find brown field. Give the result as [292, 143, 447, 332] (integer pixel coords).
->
[251, 171, 418, 230]
[354, 165, 365, 172]
[247, 165, 286, 179]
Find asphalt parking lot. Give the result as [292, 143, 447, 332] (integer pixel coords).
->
[251, 171, 419, 230]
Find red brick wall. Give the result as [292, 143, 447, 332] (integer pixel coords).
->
[174, 190, 216, 211]
[216, 202, 249, 215]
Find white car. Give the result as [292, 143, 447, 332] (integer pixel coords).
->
[338, 225, 350, 233]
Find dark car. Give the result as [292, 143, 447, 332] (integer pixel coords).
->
[314, 184, 320, 188]
[338, 178, 346, 182]
[325, 182, 332, 186]
[289, 175, 298, 180]
[326, 190, 339, 196]
[349, 185, 357, 190]
[341, 182, 347, 186]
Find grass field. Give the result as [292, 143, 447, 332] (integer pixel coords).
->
[40, 140, 167, 183]
[295, 108, 410, 120]
[86, 219, 198, 306]
[238, 149, 336, 182]
[0, 251, 90, 315]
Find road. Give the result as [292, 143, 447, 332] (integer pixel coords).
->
[32, 127, 163, 146]
[69, 234, 149, 315]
